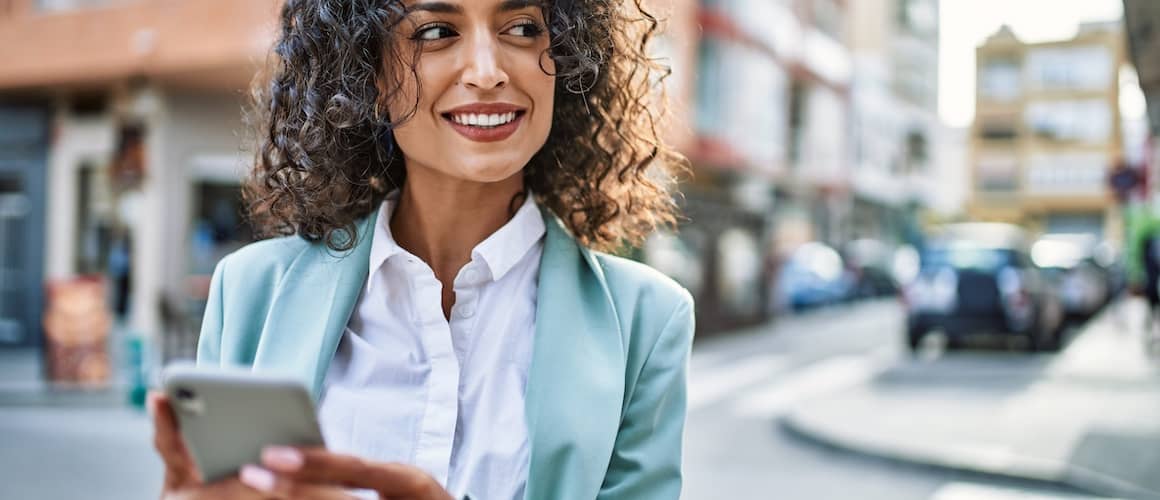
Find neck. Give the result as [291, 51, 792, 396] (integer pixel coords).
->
[390, 167, 527, 285]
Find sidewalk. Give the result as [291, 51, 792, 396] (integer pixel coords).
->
[782, 297, 1160, 499]
[0, 406, 162, 499]
[0, 329, 162, 499]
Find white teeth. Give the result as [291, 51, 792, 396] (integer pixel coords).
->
[450, 112, 518, 127]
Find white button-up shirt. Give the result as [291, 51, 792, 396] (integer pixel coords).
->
[318, 191, 545, 500]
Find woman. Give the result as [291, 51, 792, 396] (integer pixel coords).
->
[150, 0, 693, 498]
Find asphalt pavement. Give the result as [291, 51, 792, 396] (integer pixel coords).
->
[682, 299, 1120, 500]
[781, 298, 1160, 499]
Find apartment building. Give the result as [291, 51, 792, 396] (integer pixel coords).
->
[647, 0, 854, 329]
[846, 0, 960, 247]
[970, 22, 1125, 239]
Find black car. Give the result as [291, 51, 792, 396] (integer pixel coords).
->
[904, 223, 1064, 352]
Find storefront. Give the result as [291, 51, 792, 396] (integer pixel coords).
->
[0, 104, 50, 349]
[44, 88, 253, 363]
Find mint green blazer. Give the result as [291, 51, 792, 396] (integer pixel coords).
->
[195, 208, 695, 500]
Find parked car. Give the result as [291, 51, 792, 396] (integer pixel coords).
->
[904, 223, 1065, 352]
[844, 238, 900, 299]
[1031, 234, 1110, 319]
[774, 242, 855, 312]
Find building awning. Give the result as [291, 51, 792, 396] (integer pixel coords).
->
[1124, 0, 1160, 135]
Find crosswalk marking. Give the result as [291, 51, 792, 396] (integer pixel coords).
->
[687, 354, 786, 410]
[929, 482, 1121, 500]
[729, 355, 883, 418]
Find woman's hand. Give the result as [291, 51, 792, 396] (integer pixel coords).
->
[148, 391, 270, 500]
[237, 446, 455, 500]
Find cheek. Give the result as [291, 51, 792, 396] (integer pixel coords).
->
[384, 65, 426, 123]
[527, 58, 556, 141]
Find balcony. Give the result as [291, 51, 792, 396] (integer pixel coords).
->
[0, 0, 281, 91]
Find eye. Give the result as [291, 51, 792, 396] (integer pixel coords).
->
[506, 21, 545, 38]
[412, 23, 458, 41]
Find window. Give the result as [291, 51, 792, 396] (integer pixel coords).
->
[905, 131, 928, 170]
[189, 182, 254, 278]
[695, 39, 725, 137]
[787, 82, 807, 166]
[1025, 153, 1108, 195]
[1025, 46, 1112, 92]
[897, 0, 938, 38]
[725, 44, 786, 166]
[0, 175, 29, 344]
[976, 153, 1019, 192]
[978, 117, 1018, 140]
[980, 57, 1022, 102]
[1025, 99, 1111, 144]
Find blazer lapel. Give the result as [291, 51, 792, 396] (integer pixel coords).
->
[524, 211, 626, 500]
[251, 211, 378, 401]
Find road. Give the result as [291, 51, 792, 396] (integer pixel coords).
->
[682, 299, 1107, 500]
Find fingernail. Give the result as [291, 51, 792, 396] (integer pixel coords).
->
[146, 394, 159, 415]
[262, 446, 304, 470]
[240, 464, 276, 492]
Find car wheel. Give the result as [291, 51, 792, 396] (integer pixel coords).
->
[946, 336, 966, 351]
[1024, 321, 1059, 353]
[1037, 325, 1062, 352]
[907, 328, 924, 353]
[1023, 331, 1039, 352]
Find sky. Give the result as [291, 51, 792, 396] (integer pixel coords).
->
[938, 0, 1129, 128]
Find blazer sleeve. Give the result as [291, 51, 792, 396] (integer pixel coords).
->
[598, 293, 695, 500]
[195, 255, 227, 366]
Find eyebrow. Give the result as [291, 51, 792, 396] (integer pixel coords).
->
[406, 0, 543, 15]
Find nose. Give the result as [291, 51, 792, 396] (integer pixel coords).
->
[460, 29, 508, 90]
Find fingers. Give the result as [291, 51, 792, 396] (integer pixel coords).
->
[238, 465, 351, 500]
[148, 391, 202, 489]
[167, 477, 278, 500]
[260, 447, 429, 497]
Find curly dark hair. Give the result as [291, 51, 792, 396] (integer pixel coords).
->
[244, 0, 687, 252]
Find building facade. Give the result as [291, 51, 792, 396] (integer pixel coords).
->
[646, 0, 855, 329]
[969, 22, 1126, 239]
[846, 0, 951, 247]
[2, 0, 862, 347]
[0, 0, 280, 357]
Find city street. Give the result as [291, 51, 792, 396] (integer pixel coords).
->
[682, 299, 1151, 500]
[4, 1, 1159, 499]
[5, 298, 1155, 499]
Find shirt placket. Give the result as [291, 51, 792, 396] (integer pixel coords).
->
[405, 257, 460, 487]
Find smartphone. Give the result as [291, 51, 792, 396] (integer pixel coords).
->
[162, 363, 326, 482]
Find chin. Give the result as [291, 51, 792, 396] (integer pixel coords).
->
[460, 167, 524, 184]
[452, 158, 528, 183]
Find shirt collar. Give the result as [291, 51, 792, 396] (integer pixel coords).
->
[368, 190, 546, 282]
[471, 192, 545, 281]
[367, 190, 406, 279]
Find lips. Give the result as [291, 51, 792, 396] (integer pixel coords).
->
[440, 103, 527, 143]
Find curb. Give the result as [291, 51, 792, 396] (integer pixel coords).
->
[779, 410, 1160, 500]
[0, 383, 131, 408]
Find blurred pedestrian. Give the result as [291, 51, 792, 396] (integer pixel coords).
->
[1142, 230, 1160, 352]
[149, 1, 693, 500]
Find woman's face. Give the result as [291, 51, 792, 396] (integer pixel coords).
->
[386, 0, 555, 185]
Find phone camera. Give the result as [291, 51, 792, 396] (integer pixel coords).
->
[175, 387, 197, 401]
[171, 387, 205, 416]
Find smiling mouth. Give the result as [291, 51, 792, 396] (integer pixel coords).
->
[441, 110, 526, 128]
